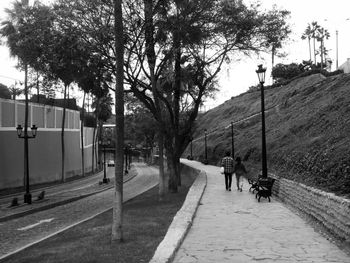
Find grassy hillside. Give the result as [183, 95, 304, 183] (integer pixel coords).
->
[187, 73, 350, 198]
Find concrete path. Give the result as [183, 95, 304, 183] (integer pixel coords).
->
[172, 161, 350, 263]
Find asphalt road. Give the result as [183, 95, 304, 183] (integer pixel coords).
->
[0, 163, 159, 260]
[0, 169, 108, 207]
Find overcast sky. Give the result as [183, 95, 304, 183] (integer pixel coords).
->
[1, 0, 350, 108]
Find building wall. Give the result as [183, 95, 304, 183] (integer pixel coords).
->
[338, 58, 350, 73]
[0, 98, 96, 190]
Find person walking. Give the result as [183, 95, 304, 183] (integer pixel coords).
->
[234, 156, 247, 191]
[221, 151, 234, 191]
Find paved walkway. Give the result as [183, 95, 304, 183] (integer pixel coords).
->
[172, 160, 350, 263]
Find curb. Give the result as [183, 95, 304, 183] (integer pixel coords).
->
[0, 173, 137, 223]
[149, 168, 207, 263]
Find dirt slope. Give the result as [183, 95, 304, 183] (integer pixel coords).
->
[188, 73, 350, 198]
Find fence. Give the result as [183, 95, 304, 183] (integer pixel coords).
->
[0, 98, 96, 190]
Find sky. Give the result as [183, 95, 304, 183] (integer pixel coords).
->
[1, 0, 350, 108]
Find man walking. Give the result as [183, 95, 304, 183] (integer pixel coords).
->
[221, 151, 234, 191]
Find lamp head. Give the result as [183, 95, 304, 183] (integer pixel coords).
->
[31, 125, 37, 137]
[256, 64, 266, 84]
[16, 124, 23, 137]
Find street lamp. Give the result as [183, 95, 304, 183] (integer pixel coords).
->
[189, 137, 193, 160]
[256, 64, 268, 178]
[99, 139, 111, 184]
[128, 143, 132, 170]
[230, 122, 235, 159]
[124, 145, 129, 174]
[16, 124, 38, 204]
[203, 129, 208, 165]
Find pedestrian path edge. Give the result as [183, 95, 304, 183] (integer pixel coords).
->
[149, 167, 207, 263]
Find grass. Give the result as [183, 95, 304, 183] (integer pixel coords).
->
[3, 174, 196, 263]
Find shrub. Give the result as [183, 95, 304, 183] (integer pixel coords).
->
[0, 83, 11, 99]
[83, 114, 96, 127]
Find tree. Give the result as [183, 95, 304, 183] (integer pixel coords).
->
[8, 82, 23, 100]
[315, 26, 330, 70]
[262, 5, 291, 69]
[310, 21, 320, 65]
[92, 92, 113, 171]
[123, 0, 291, 192]
[301, 24, 312, 62]
[0, 83, 11, 99]
[3, 0, 291, 196]
[112, 0, 124, 242]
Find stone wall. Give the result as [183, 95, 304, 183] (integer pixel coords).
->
[271, 175, 350, 241]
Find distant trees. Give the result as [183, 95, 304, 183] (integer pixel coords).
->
[0, 83, 11, 99]
[301, 21, 330, 69]
[262, 6, 291, 68]
[0, 1, 114, 183]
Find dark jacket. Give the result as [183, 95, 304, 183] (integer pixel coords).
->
[234, 163, 247, 176]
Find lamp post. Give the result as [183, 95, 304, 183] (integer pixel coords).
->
[99, 139, 110, 184]
[128, 143, 132, 170]
[16, 124, 38, 204]
[124, 145, 129, 174]
[231, 122, 235, 159]
[336, 30, 338, 69]
[190, 137, 193, 160]
[256, 64, 268, 179]
[203, 129, 208, 164]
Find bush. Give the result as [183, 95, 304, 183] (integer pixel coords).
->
[0, 83, 11, 99]
[83, 114, 96, 127]
[272, 63, 304, 82]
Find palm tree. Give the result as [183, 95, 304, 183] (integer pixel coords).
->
[310, 21, 321, 65]
[301, 24, 312, 62]
[9, 82, 23, 100]
[316, 26, 330, 70]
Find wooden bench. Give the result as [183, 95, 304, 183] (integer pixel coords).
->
[255, 178, 275, 202]
[248, 178, 259, 193]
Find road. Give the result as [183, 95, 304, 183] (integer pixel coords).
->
[0, 163, 159, 260]
[0, 169, 109, 207]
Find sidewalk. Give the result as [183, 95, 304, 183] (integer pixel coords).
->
[0, 166, 136, 223]
[168, 160, 350, 263]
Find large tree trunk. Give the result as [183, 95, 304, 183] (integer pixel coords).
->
[165, 150, 181, 193]
[164, 135, 181, 193]
[111, 0, 124, 242]
[97, 120, 103, 170]
[144, 0, 168, 197]
[80, 92, 86, 177]
[158, 133, 165, 200]
[92, 120, 97, 173]
[61, 84, 68, 182]
[172, 17, 182, 188]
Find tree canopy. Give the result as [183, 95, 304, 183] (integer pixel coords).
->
[0, 0, 291, 192]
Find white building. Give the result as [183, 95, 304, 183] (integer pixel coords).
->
[338, 58, 350, 73]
